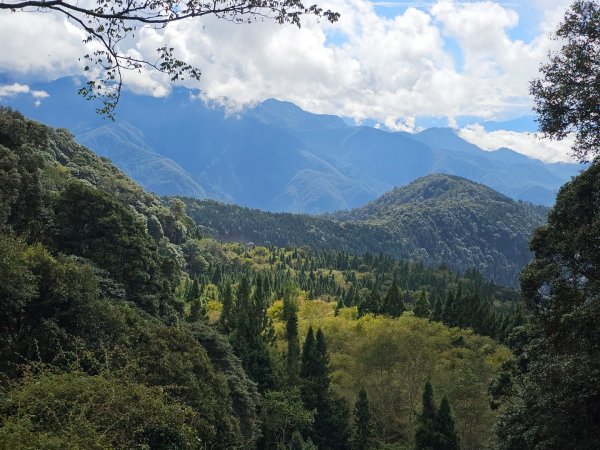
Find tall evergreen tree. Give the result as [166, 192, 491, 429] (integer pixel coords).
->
[413, 290, 431, 319]
[218, 280, 234, 333]
[414, 382, 438, 450]
[382, 279, 405, 317]
[358, 285, 380, 317]
[436, 397, 459, 450]
[431, 297, 443, 322]
[230, 275, 275, 391]
[352, 388, 374, 450]
[283, 283, 301, 385]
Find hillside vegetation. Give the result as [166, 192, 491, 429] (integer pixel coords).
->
[0, 108, 516, 449]
[180, 176, 548, 286]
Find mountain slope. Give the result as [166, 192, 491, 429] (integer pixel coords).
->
[183, 174, 548, 286]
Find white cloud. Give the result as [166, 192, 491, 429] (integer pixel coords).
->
[0, 83, 30, 97]
[0, 83, 50, 106]
[0, 0, 576, 127]
[458, 123, 575, 163]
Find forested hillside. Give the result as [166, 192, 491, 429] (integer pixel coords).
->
[180, 176, 548, 287]
[0, 108, 519, 449]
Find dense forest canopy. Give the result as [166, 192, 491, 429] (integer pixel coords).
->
[0, 107, 521, 448]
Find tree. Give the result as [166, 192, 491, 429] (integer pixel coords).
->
[382, 279, 405, 318]
[530, 0, 600, 161]
[300, 327, 350, 450]
[0, 0, 339, 118]
[493, 162, 600, 449]
[358, 285, 381, 317]
[352, 388, 374, 450]
[413, 290, 430, 319]
[283, 282, 301, 385]
[414, 381, 438, 450]
[436, 397, 459, 450]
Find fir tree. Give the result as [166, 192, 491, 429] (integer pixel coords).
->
[431, 297, 443, 322]
[382, 279, 405, 317]
[218, 280, 234, 333]
[283, 283, 301, 385]
[358, 285, 380, 317]
[352, 388, 374, 450]
[414, 382, 438, 450]
[186, 278, 201, 301]
[413, 290, 431, 319]
[437, 397, 459, 450]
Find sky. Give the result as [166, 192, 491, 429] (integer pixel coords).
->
[0, 0, 577, 162]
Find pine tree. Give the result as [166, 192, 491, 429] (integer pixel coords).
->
[283, 283, 301, 385]
[230, 275, 275, 391]
[413, 290, 431, 319]
[442, 291, 456, 326]
[301, 327, 350, 450]
[218, 280, 234, 333]
[358, 285, 380, 317]
[382, 279, 404, 317]
[187, 278, 201, 301]
[414, 382, 438, 450]
[188, 297, 206, 322]
[431, 297, 443, 322]
[352, 388, 374, 450]
[437, 397, 459, 450]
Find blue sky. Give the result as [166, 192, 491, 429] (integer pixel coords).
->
[0, 0, 576, 161]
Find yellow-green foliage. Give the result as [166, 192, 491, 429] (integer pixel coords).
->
[272, 299, 512, 450]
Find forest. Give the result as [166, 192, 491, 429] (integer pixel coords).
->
[1, 1, 599, 448]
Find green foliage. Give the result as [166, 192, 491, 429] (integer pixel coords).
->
[260, 389, 314, 449]
[181, 173, 548, 286]
[352, 388, 374, 450]
[414, 383, 459, 450]
[0, 372, 201, 449]
[413, 290, 430, 319]
[530, 0, 600, 161]
[382, 279, 405, 318]
[493, 162, 600, 449]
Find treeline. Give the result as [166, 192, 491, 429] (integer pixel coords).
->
[178, 240, 524, 342]
[178, 174, 548, 287]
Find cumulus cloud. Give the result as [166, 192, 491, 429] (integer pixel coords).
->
[0, 0, 577, 126]
[458, 123, 575, 163]
[0, 83, 50, 106]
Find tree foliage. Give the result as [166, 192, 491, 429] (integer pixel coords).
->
[530, 0, 600, 161]
[493, 162, 600, 449]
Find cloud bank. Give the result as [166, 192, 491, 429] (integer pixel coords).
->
[0, 0, 575, 160]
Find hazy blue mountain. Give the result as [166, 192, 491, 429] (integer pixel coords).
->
[3, 77, 582, 211]
[76, 122, 211, 199]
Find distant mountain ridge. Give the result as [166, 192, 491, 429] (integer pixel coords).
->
[182, 174, 549, 286]
[4, 78, 583, 212]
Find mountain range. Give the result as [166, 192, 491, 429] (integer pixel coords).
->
[4, 77, 583, 213]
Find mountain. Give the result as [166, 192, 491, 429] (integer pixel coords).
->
[3, 78, 582, 213]
[182, 174, 548, 286]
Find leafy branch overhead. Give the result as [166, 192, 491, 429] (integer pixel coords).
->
[0, 0, 340, 118]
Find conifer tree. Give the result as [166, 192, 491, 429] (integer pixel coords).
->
[187, 278, 201, 301]
[283, 283, 301, 385]
[437, 397, 459, 450]
[230, 275, 275, 391]
[413, 290, 431, 319]
[352, 388, 374, 450]
[414, 382, 438, 450]
[382, 279, 404, 317]
[218, 280, 234, 333]
[358, 285, 380, 317]
[431, 297, 443, 322]
[442, 291, 456, 326]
